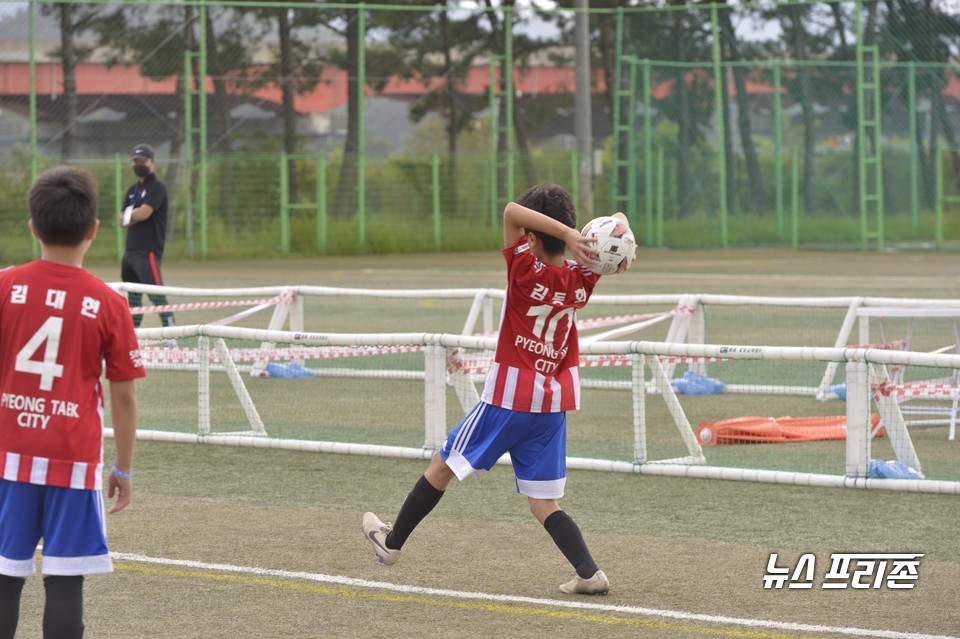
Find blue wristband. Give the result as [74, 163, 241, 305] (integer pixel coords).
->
[111, 465, 133, 480]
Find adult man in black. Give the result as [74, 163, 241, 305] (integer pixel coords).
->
[121, 143, 175, 331]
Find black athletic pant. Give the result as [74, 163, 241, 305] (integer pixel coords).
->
[0, 574, 24, 639]
[122, 250, 175, 329]
[0, 575, 84, 639]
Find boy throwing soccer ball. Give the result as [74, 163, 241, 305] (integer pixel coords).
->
[362, 183, 633, 595]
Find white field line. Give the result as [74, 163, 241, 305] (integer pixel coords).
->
[111, 552, 956, 639]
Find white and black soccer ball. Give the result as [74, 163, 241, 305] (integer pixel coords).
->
[580, 216, 636, 275]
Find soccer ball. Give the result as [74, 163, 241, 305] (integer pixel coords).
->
[580, 216, 636, 275]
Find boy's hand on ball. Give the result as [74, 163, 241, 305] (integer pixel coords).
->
[566, 228, 599, 268]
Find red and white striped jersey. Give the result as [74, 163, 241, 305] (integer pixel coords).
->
[481, 237, 599, 413]
[0, 260, 145, 490]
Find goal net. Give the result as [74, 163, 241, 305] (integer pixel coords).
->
[109, 284, 960, 493]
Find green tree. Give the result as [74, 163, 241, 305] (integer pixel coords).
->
[309, 3, 405, 220]
[717, 1, 763, 213]
[92, 4, 252, 231]
[883, 0, 960, 203]
[660, 2, 714, 216]
[40, 3, 101, 160]
[379, 3, 488, 213]
[761, 1, 838, 212]
[91, 3, 194, 240]
[242, 2, 328, 202]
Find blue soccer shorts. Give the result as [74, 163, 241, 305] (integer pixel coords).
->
[440, 402, 567, 499]
[0, 479, 112, 577]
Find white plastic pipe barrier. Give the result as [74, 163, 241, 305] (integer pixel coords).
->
[423, 345, 447, 450]
[198, 336, 210, 436]
[646, 355, 705, 463]
[119, 429, 960, 495]
[127, 325, 960, 493]
[845, 360, 869, 478]
[214, 338, 266, 436]
[818, 297, 863, 400]
[632, 354, 647, 463]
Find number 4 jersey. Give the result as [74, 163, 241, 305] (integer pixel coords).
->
[481, 237, 600, 413]
[0, 260, 145, 489]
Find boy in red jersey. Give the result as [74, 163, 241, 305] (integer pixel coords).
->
[0, 166, 144, 639]
[363, 184, 633, 595]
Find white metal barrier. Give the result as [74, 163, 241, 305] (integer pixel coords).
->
[130, 323, 960, 494]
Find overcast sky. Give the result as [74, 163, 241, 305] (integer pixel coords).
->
[0, 0, 954, 41]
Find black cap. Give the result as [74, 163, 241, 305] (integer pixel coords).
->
[132, 144, 155, 161]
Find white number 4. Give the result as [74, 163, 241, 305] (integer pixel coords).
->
[15, 317, 65, 391]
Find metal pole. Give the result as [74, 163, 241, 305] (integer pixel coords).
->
[935, 145, 943, 250]
[488, 59, 498, 226]
[774, 61, 783, 239]
[114, 154, 123, 261]
[855, 0, 869, 251]
[432, 153, 441, 250]
[611, 7, 623, 205]
[569, 151, 578, 208]
[280, 151, 290, 256]
[29, 0, 38, 258]
[643, 59, 653, 245]
[198, 1, 208, 259]
[710, 5, 728, 248]
[357, 4, 367, 247]
[183, 52, 194, 260]
[656, 147, 664, 248]
[871, 43, 884, 249]
[791, 147, 800, 250]
[28, 0, 36, 184]
[626, 59, 638, 228]
[574, 0, 593, 217]
[504, 8, 514, 200]
[908, 62, 919, 236]
[316, 155, 327, 254]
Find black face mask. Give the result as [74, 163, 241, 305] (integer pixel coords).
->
[133, 165, 151, 178]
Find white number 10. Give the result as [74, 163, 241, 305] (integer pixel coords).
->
[526, 304, 575, 347]
[15, 317, 65, 391]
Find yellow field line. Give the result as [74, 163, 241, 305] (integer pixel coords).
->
[115, 562, 802, 639]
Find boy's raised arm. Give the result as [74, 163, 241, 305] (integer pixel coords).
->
[502, 201, 598, 265]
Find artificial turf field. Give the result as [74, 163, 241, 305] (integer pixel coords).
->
[12, 247, 960, 638]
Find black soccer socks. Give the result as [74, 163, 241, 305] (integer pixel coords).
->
[543, 510, 600, 579]
[386, 475, 445, 550]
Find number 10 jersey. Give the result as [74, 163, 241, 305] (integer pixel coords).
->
[481, 238, 599, 413]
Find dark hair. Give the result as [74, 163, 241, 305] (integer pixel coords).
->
[28, 166, 99, 246]
[516, 183, 576, 256]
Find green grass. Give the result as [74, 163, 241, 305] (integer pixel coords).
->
[12, 439, 957, 639]
[14, 248, 956, 639]
[110, 253, 960, 482]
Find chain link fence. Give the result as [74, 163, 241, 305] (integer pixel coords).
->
[0, 0, 958, 261]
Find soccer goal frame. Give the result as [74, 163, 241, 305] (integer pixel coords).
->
[116, 282, 960, 396]
[127, 322, 960, 495]
[111, 284, 960, 493]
